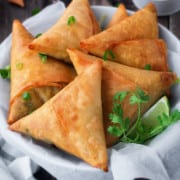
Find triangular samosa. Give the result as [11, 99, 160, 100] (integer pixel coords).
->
[8, 20, 76, 124]
[10, 61, 108, 171]
[106, 4, 128, 28]
[8, 0, 24, 7]
[67, 49, 177, 146]
[84, 39, 168, 71]
[28, 0, 100, 63]
[80, 3, 158, 57]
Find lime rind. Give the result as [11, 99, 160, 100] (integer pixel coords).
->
[141, 96, 170, 128]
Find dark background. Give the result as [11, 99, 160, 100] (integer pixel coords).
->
[0, 0, 179, 179]
[0, 0, 179, 43]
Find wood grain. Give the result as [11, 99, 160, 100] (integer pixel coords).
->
[0, 0, 179, 42]
[170, 11, 180, 39]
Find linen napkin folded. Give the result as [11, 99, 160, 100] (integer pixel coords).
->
[0, 1, 180, 180]
[0, 137, 38, 180]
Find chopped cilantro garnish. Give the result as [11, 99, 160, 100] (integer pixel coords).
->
[108, 87, 180, 144]
[22, 92, 31, 101]
[116, 3, 120, 7]
[67, 16, 76, 26]
[38, 53, 47, 63]
[16, 62, 23, 70]
[103, 50, 115, 61]
[32, 8, 40, 16]
[0, 65, 11, 79]
[35, 33, 42, 38]
[144, 64, 151, 70]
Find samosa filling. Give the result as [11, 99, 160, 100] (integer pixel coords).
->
[10, 85, 66, 122]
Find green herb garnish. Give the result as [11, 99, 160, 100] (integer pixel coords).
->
[22, 92, 31, 101]
[32, 8, 40, 16]
[108, 91, 130, 139]
[144, 64, 151, 70]
[0, 65, 11, 79]
[35, 33, 42, 38]
[16, 62, 23, 70]
[116, 3, 120, 7]
[108, 87, 180, 144]
[38, 53, 47, 63]
[103, 50, 115, 61]
[67, 16, 76, 26]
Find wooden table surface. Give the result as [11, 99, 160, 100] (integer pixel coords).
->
[0, 0, 179, 179]
[0, 0, 180, 43]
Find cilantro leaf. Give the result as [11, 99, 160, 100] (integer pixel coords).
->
[0, 65, 11, 79]
[103, 50, 115, 61]
[67, 16, 76, 26]
[35, 33, 42, 38]
[113, 91, 129, 102]
[108, 126, 123, 137]
[107, 88, 180, 144]
[22, 92, 31, 101]
[38, 53, 47, 63]
[32, 8, 40, 16]
[144, 64, 151, 70]
[130, 87, 149, 104]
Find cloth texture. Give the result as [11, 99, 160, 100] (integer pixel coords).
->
[0, 1, 180, 180]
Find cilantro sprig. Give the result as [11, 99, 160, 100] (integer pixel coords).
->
[32, 8, 40, 16]
[144, 64, 151, 70]
[108, 88, 180, 144]
[38, 53, 47, 63]
[103, 50, 115, 61]
[67, 16, 76, 26]
[108, 91, 130, 138]
[22, 92, 31, 101]
[0, 65, 11, 79]
[35, 33, 42, 38]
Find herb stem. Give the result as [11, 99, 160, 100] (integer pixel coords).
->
[126, 103, 141, 136]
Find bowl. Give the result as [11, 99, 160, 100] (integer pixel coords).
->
[132, 0, 180, 16]
[0, 2, 180, 180]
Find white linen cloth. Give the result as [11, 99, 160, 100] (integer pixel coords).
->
[0, 1, 180, 180]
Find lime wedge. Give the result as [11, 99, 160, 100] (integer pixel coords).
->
[141, 96, 170, 128]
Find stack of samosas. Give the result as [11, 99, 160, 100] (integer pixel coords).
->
[8, 0, 177, 171]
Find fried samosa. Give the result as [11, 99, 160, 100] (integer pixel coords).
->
[82, 39, 168, 71]
[8, 0, 24, 7]
[106, 4, 128, 28]
[28, 0, 100, 63]
[67, 49, 177, 146]
[8, 20, 76, 124]
[80, 3, 158, 57]
[10, 61, 108, 171]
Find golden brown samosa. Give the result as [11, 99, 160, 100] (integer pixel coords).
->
[10, 61, 108, 171]
[8, 20, 76, 124]
[8, 0, 24, 7]
[67, 49, 177, 146]
[82, 39, 168, 71]
[28, 0, 100, 63]
[80, 3, 158, 57]
[106, 4, 128, 28]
